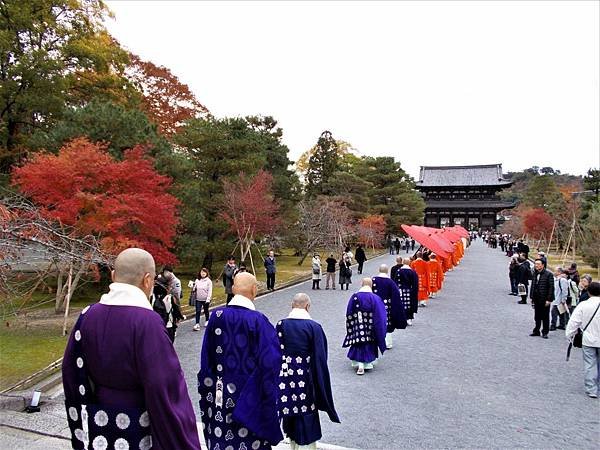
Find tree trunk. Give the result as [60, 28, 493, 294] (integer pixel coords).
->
[62, 264, 74, 336]
[298, 249, 312, 266]
[55, 267, 66, 313]
[202, 252, 214, 272]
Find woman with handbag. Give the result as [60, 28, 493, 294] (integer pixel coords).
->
[191, 268, 213, 330]
[565, 282, 600, 398]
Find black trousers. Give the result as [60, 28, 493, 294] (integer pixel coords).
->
[550, 305, 566, 328]
[266, 273, 276, 290]
[533, 302, 550, 335]
[357, 261, 364, 274]
[195, 301, 209, 324]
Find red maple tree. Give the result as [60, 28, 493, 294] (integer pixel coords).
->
[11, 137, 179, 263]
[523, 208, 555, 240]
[357, 215, 386, 249]
[126, 53, 209, 137]
[220, 170, 280, 269]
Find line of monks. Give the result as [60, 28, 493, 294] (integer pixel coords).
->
[343, 236, 467, 375]
[61, 240, 467, 450]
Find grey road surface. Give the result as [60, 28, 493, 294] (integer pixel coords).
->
[174, 240, 599, 449]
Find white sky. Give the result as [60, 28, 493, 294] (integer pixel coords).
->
[105, 0, 599, 178]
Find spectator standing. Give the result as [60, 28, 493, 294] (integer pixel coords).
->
[551, 267, 569, 331]
[311, 253, 322, 290]
[222, 256, 238, 303]
[339, 257, 352, 290]
[579, 274, 593, 303]
[508, 255, 519, 296]
[191, 268, 212, 331]
[529, 259, 555, 339]
[537, 251, 548, 269]
[387, 236, 394, 255]
[566, 262, 581, 285]
[264, 250, 277, 291]
[355, 245, 367, 274]
[565, 282, 600, 398]
[411, 239, 416, 251]
[325, 254, 337, 290]
[515, 254, 532, 304]
[162, 265, 182, 304]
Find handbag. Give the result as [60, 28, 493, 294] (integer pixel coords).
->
[567, 301, 600, 360]
[517, 283, 526, 296]
[188, 287, 197, 306]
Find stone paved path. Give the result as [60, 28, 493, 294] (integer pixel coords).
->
[175, 240, 599, 449]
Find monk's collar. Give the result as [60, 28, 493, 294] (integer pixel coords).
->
[229, 294, 256, 310]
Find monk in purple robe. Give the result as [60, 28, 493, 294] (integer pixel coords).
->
[62, 248, 200, 450]
[342, 278, 387, 375]
[198, 272, 283, 450]
[372, 263, 407, 349]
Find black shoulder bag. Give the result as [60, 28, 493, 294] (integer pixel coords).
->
[567, 302, 600, 361]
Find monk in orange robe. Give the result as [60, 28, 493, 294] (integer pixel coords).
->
[427, 254, 444, 297]
[440, 255, 452, 273]
[410, 253, 430, 306]
[451, 242, 461, 266]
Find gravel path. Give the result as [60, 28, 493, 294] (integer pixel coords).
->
[175, 240, 599, 449]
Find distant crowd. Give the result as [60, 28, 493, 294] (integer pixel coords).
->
[482, 231, 600, 400]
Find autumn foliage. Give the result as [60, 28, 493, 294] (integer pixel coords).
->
[11, 138, 179, 263]
[522, 208, 555, 239]
[126, 53, 209, 137]
[357, 215, 387, 249]
[220, 170, 280, 242]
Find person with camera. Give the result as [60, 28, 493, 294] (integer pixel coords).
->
[566, 282, 600, 398]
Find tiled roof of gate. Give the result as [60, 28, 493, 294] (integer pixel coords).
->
[417, 164, 512, 188]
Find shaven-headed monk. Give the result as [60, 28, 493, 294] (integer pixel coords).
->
[427, 253, 444, 298]
[62, 248, 200, 450]
[372, 264, 407, 349]
[276, 293, 340, 449]
[199, 272, 283, 450]
[342, 278, 387, 375]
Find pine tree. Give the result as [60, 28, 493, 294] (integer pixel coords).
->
[305, 131, 339, 198]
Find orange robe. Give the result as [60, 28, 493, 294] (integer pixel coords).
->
[440, 255, 452, 272]
[427, 259, 444, 293]
[410, 258, 430, 301]
[451, 243, 461, 266]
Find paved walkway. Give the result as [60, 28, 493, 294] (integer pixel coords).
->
[175, 240, 599, 449]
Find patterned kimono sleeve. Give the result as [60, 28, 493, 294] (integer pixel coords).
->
[372, 297, 388, 354]
[136, 314, 201, 450]
[311, 324, 340, 423]
[389, 282, 407, 329]
[232, 315, 284, 446]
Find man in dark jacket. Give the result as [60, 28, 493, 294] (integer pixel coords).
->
[264, 250, 276, 291]
[529, 259, 555, 338]
[515, 255, 532, 304]
[355, 245, 367, 274]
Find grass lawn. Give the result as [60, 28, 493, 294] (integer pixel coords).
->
[0, 247, 384, 390]
[0, 327, 67, 391]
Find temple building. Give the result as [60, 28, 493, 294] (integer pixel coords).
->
[415, 164, 515, 231]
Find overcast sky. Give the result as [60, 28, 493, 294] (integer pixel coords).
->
[105, 0, 599, 178]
